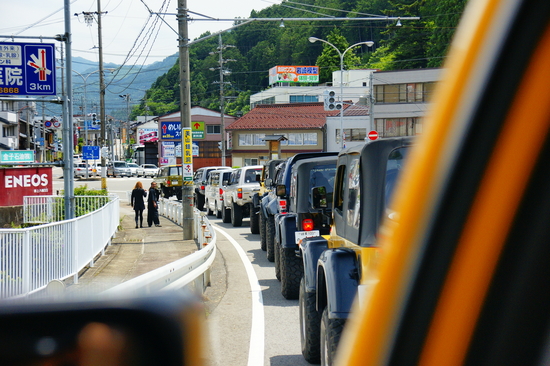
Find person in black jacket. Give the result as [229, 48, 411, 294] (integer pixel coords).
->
[131, 181, 147, 228]
[147, 181, 161, 227]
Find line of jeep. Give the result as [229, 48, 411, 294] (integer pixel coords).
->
[195, 137, 414, 365]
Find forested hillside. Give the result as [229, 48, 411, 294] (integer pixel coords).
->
[131, 0, 466, 119]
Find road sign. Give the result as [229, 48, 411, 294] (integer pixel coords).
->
[192, 121, 205, 139]
[0, 42, 57, 96]
[368, 130, 379, 141]
[82, 146, 100, 160]
[0, 150, 35, 163]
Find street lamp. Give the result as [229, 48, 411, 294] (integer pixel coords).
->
[308, 37, 374, 150]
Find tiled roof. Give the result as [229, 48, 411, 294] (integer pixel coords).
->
[226, 102, 342, 130]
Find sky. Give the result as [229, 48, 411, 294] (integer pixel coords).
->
[0, 0, 280, 66]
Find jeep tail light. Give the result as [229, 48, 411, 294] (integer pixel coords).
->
[167, 180, 171, 186]
[201, 185, 205, 191]
[237, 188, 243, 199]
[302, 219, 314, 231]
[278, 199, 287, 212]
[219, 188, 224, 200]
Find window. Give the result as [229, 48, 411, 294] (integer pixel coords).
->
[290, 95, 319, 103]
[238, 134, 266, 146]
[385, 147, 409, 206]
[244, 158, 259, 166]
[280, 133, 318, 146]
[207, 125, 221, 134]
[335, 129, 367, 144]
[374, 82, 436, 104]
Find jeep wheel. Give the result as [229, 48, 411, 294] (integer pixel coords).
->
[250, 207, 260, 234]
[206, 200, 214, 216]
[300, 278, 321, 363]
[320, 307, 346, 366]
[281, 247, 303, 299]
[162, 187, 171, 199]
[215, 201, 222, 218]
[259, 210, 267, 251]
[266, 214, 275, 262]
[221, 204, 231, 223]
[274, 235, 281, 281]
[231, 202, 243, 227]
[176, 191, 182, 201]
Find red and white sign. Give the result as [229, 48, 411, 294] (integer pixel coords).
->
[368, 130, 379, 141]
[0, 167, 53, 206]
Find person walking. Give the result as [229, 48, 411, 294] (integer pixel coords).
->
[131, 181, 147, 228]
[147, 181, 161, 227]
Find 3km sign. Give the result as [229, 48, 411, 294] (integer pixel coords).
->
[0, 42, 57, 96]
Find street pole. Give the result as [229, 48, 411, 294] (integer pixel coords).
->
[97, 0, 107, 190]
[219, 35, 226, 166]
[178, 0, 194, 239]
[308, 37, 374, 150]
[63, 0, 75, 219]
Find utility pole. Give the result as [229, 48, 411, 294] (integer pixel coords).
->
[97, 0, 108, 189]
[210, 34, 235, 166]
[178, 0, 194, 239]
[119, 94, 130, 160]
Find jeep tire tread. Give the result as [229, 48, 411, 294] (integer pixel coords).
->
[266, 214, 275, 262]
[280, 247, 303, 299]
[250, 207, 260, 234]
[300, 278, 321, 363]
[259, 210, 267, 251]
[320, 307, 346, 366]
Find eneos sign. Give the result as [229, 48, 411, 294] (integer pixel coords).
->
[0, 167, 53, 206]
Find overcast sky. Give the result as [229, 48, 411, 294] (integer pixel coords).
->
[0, 0, 279, 66]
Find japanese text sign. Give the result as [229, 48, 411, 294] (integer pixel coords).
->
[0, 42, 57, 96]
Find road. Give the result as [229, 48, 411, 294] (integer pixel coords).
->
[205, 216, 311, 366]
[53, 167, 311, 366]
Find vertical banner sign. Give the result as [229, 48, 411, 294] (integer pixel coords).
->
[0, 42, 57, 96]
[182, 128, 193, 182]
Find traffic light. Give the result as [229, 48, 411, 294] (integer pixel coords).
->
[92, 113, 98, 126]
[324, 90, 343, 111]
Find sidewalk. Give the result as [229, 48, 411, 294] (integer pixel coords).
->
[64, 199, 198, 296]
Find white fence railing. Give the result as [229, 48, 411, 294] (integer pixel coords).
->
[0, 196, 120, 300]
[24, 195, 116, 224]
[103, 198, 216, 297]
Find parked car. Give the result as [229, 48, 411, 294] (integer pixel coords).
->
[73, 163, 93, 178]
[193, 166, 232, 210]
[221, 165, 263, 226]
[127, 163, 139, 177]
[137, 164, 159, 178]
[204, 169, 233, 218]
[106, 161, 132, 177]
[274, 155, 337, 300]
[154, 165, 183, 200]
[251, 159, 284, 235]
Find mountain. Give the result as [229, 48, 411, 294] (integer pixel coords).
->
[58, 54, 178, 121]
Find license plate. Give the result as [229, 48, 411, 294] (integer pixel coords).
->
[295, 230, 320, 244]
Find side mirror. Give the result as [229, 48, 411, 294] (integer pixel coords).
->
[312, 186, 328, 209]
[276, 184, 286, 197]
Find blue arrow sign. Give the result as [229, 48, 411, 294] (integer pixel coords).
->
[0, 42, 56, 96]
[82, 146, 100, 160]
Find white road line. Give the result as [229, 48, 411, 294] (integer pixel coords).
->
[214, 226, 265, 366]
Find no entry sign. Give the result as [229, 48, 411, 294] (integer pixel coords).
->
[368, 130, 379, 140]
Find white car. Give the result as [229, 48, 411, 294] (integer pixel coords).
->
[73, 163, 93, 178]
[127, 163, 140, 177]
[137, 164, 159, 178]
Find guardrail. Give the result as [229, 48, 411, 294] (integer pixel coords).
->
[24, 195, 115, 224]
[0, 196, 120, 300]
[102, 198, 216, 297]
